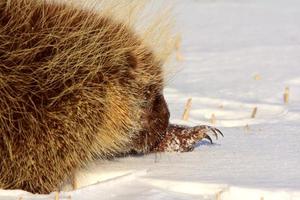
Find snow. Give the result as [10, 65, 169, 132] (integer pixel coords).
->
[1, 0, 300, 199]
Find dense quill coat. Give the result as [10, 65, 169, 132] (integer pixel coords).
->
[0, 0, 174, 193]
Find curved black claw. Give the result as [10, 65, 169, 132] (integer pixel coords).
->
[210, 127, 224, 139]
[204, 134, 213, 144]
[214, 127, 224, 137]
[194, 125, 224, 144]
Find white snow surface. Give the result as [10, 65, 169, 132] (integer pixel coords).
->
[1, 0, 300, 199]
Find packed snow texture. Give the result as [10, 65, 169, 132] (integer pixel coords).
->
[1, 0, 300, 199]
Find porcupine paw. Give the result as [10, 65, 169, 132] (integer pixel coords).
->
[155, 124, 223, 152]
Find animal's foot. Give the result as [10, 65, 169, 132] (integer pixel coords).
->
[154, 124, 223, 152]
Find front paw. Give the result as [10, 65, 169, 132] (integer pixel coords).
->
[154, 124, 223, 152]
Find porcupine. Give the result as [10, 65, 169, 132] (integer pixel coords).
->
[0, 0, 222, 194]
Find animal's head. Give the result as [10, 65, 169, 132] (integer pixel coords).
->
[140, 87, 170, 152]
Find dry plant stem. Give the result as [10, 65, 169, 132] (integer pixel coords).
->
[176, 51, 184, 61]
[284, 87, 289, 104]
[216, 190, 223, 200]
[182, 98, 192, 121]
[210, 113, 216, 124]
[251, 107, 258, 118]
[154, 124, 223, 152]
[254, 74, 261, 80]
[244, 124, 250, 132]
[175, 35, 182, 50]
[175, 34, 184, 61]
[55, 192, 59, 200]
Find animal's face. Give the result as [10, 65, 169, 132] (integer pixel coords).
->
[124, 49, 170, 153]
[133, 89, 170, 153]
[146, 92, 170, 139]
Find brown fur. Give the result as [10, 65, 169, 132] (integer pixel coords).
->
[0, 0, 173, 193]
